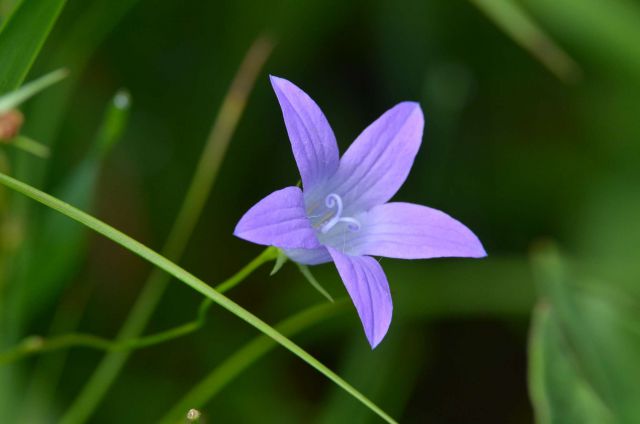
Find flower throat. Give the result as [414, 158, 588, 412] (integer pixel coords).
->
[319, 193, 361, 234]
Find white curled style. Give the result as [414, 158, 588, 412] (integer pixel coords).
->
[320, 193, 361, 234]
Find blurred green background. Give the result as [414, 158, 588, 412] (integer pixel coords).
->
[1, 0, 640, 422]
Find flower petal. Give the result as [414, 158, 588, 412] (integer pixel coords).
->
[332, 202, 486, 259]
[283, 246, 332, 265]
[270, 76, 339, 191]
[327, 247, 393, 348]
[328, 102, 424, 214]
[234, 186, 320, 250]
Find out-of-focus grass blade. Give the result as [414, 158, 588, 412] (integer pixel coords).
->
[62, 37, 274, 424]
[469, 0, 581, 82]
[0, 68, 67, 113]
[0, 0, 66, 418]
[318, 331, 425, 424]
[0, 0, 67, 92]
[522, 0, 640, 79]
[159, 301, 348, 423]
[0, 173, 398, 424]
[16, 90, 130, 325]
[9, 135, 50, 159]
[531, 245, 640, 422]
[528, 302, 612, 424]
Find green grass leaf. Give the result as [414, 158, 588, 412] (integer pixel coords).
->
[0, 0, 67, 92]
[0, 172, 397, 424]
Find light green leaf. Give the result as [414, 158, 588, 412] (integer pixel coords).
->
[528, 302, 613, 424]
[0, 172, 396, 424]
[531, 245, 640, 422]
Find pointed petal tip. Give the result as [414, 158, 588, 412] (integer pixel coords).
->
[366, 312, 391, 349]
[269, 74, 289, 90]
[398, 101, 424, 122]
[467, 232, 488, 258]
[367, 331, 386, 350]
[475, 244, 488, 258]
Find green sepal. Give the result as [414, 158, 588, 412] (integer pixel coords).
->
[297, 263, 334, 302]
[270, 248, 288, 276]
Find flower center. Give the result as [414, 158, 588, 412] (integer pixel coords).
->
[320, 193, 361, 234]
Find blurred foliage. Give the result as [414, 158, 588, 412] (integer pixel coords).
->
[0, 0, 639, 422]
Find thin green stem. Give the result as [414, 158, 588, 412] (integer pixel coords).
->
[60, 35, 275, 424]
[159, 300, 348, 423]
[0, 172, 396, 424]
[0, 248, 276, 366]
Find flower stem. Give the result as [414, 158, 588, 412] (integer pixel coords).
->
[0, 247, 277, 366]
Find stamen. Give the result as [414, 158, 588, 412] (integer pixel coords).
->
[320, 193, 361, 234]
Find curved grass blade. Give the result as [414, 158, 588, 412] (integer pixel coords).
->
[469, 0, 581, 83]
[0, 172, 396, 424]
[159, 301, 348, 423]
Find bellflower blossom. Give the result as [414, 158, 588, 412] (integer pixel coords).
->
[235, 76, 486, 348]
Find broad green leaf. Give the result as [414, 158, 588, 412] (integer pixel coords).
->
[0, 172, 397, 424]
[531, 245, 640, 422]
[528, 302, 612, 424]
[0, 0, 67, 92]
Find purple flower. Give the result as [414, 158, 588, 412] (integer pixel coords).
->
[235, 76, 486, 348]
